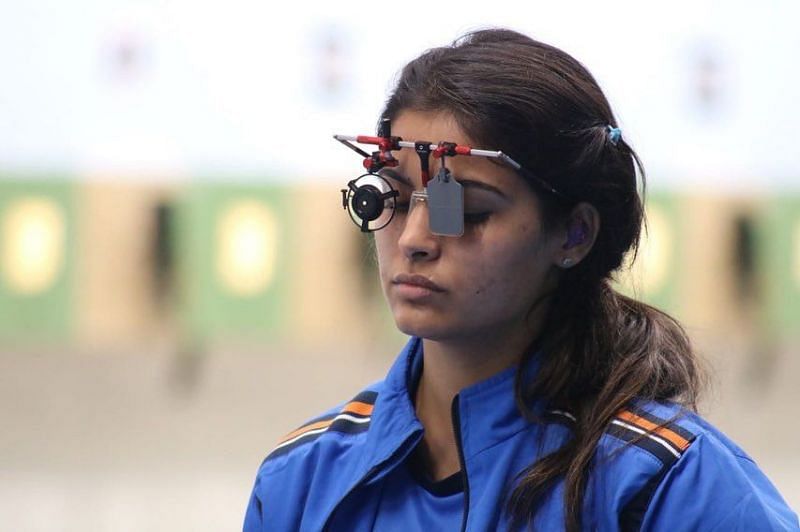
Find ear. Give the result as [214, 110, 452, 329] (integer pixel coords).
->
[554, 202, 600, 269]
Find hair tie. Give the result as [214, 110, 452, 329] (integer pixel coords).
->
[606, 125, 622, 146]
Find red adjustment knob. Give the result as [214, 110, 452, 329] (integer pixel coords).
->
[380, 136, 402, 151]
[362, 153, 399, 173]
[432, 141, 472, 158]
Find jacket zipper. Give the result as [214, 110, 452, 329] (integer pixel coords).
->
[451, 395, 470, 532]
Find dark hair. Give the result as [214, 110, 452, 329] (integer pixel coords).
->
[381, 28, 703, 531]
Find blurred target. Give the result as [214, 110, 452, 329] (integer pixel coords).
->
[630, 204, 673, 297]
[215, 200, 278, 297]
[342, 174, 399, 232]
[1, 197, 66, 295]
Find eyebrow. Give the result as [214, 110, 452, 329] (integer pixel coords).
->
[379, 168, 507, 199]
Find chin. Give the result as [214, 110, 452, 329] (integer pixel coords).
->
[391, 309, 460, 341]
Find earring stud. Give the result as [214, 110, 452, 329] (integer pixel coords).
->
[561, 257, 575, 268]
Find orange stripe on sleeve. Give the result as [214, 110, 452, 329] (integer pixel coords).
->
[617, 410, 691, 451]
[277, 420, 333, 445]
[341, 401, 374, 416]
[275, 401, 374, 445]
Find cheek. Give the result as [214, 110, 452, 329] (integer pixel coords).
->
[468, 259, 525, 304]
[458, 225, 550, 305]
[373, 230, 398, 282]
[464, 251, 502, 297]
[455, 246, 508, 307]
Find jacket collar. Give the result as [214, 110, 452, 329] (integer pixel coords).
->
[363, 336, 540, 470]
[359, 337, 424, 471]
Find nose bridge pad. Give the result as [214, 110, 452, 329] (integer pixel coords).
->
[407, 190, 431, 230]
[409, 190, 429, 214]
[401, 190, 433, 241]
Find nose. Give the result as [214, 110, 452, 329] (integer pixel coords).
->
[397, 195, 441, 262]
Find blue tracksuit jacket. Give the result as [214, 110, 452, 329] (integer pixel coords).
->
[244, 337, 799, 531]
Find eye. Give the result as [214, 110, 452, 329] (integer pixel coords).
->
[464, 212, 491, 224]
[392, 203, 489, 223]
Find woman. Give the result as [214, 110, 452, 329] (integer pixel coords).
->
[244, 29, 798, 531]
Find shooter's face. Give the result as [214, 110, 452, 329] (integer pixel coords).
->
[374, 110, 563, 343]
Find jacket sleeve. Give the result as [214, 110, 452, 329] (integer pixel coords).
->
[243, 474, 264, 532]
[640, 433, 799, 531]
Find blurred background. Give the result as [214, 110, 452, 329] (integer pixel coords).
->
[1, 1, 798, 529]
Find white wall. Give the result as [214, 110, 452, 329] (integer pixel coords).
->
[0, 0, 798, 190]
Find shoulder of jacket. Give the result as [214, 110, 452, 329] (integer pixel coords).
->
[601, 400, 709, 530]
[257, 383, 383, 474]
[545, 399, 703, 468]
[627, 411, 800, 530]
[600, 400, 702, 468]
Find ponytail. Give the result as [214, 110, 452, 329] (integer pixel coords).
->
[508, 96, 700, 532]
[509, 279, 701, 531]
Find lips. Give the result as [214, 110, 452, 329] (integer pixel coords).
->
[392, 273, 445, 292]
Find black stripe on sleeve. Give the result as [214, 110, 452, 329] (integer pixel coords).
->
[273, 389, 378, 440]
[261, 389, 378, 463]
[606, 422, 680, 466]
[350, 390, 378, 406]
[624, 405, 697, 443]
[265, 417, 372, 461]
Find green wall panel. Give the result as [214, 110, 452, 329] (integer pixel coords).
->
[175, 183, 291, 341]
[0, 179, 75, 342]
[756, 195, 800, 337]
[614, 192, 683, 315]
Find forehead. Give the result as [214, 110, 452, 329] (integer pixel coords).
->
[391, 110, 472, 145]
[390, 110, 522, 187]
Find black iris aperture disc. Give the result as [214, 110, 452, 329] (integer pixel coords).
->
[342, 173, 399, 232]
[353, 185, 383, 221]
